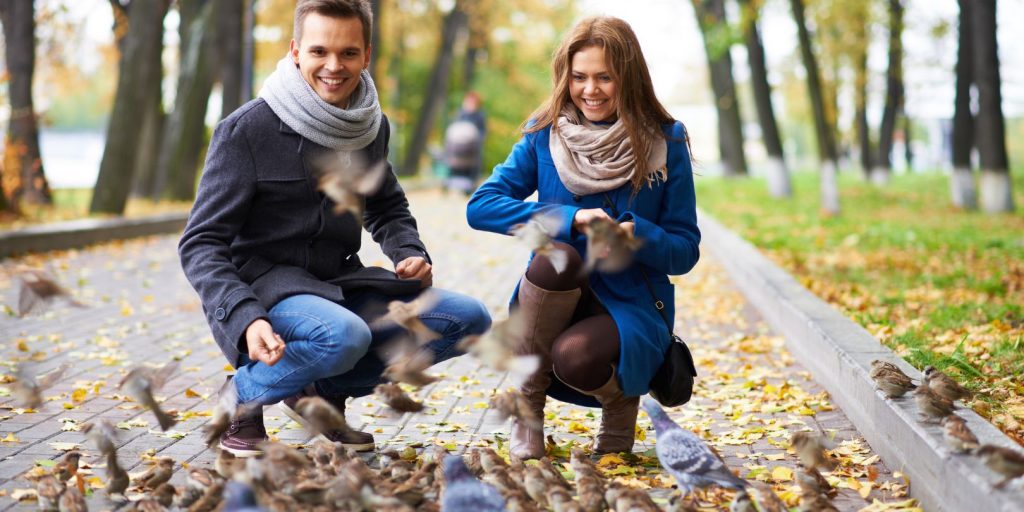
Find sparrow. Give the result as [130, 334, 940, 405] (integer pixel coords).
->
[942, 415, 979, 453]
[15, 268, 84, 317]
[294, 396, 355, 439]
[443, 455, 506, 512]
[537, 457, 572, 490]
[642, 398, 747, 497]
[924, 365, 973, 402]
[795, 465, 834, 497]
[375, 382, 425, 413]
[135, 456, 175, 490]
[789, 431, 836, 471]
[869, 360, 917, 398]
[10, 362, 71, 409]
[177, 468, 217, 508]
[582, 217, 642, 274]
[478, 447, 509, 474]
[488, 388, 541, 429]
[36, 474, 65, 512]
[82, 419, 120, 457]
[105, 452, 130, 496]
[118, 361, 180, 431]
[315, 150, 388, 219]
[509, 212, 570, 274]
[186, 480, 225, 512]
[373, 292, 440, 345]
[52, 451, 82, 482]
[58, 485, 87, 512]
[729, 490, 756, 512]
[456, 313, 540, 383]
[522, 465, 550, 508]
[913, 381, 956, 422]
[547, 486, 583, 512]
[214, 448, 244, 480]
[747, 481, 787, 512]
[203, 378, 258, 447]
[974, 444, 1024, 489]
[152, 482, 177, 507]
[380, 339, 439, 388]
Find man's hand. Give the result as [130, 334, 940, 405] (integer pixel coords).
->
[572, 208, 614, 232]
[396, 256, 433, 288]
[245, 319, 285, 366]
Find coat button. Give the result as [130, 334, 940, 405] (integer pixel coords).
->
[572, 195, 582, 202]
[214, 307, 226, 320]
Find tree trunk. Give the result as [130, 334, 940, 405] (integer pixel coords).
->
[1, 1, 52, 207]
[854, 48, 872, 179]
[693, 0, 747, 176]
[90, 0, 170, 214]
[972, 0, 1013, 213]
[951, 0, 976, 209]
[128, 0, 168, 199]
[218, 0, 245, 119]
[740, 0, 787, 196]
[399, 5, 467, 176]
[368, 0, 382, 83]
[157, 0, 219, 201]
[872, 0, 904, 186]
[790, 0, 839, 214]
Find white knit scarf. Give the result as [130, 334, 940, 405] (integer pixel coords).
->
[549, 106, 667, 195]
[259, 55, 382, 151]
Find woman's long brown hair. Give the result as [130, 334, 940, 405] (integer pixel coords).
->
[524, 16, 688, 194]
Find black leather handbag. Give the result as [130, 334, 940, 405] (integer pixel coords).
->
[640, 270, 698, 407]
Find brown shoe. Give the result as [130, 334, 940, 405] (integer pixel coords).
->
[509, 276, 581, 460]
[279, 386, 375, 452]
[586, 366, 639, 454]
[218, 407, 267, 458]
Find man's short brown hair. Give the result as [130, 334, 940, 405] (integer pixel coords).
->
[294, 0, 373, 48]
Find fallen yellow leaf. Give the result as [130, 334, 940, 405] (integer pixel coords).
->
[770, 465, 793, 482]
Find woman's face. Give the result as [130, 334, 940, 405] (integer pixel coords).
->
[569, 46, 618, 123]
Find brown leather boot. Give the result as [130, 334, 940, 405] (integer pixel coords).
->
[585, 366, 639, 454]
[509, 276, 581, 460]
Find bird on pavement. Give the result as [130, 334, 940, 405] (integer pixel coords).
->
[642, 397, 747, 501]
[442, 455, 506, 512]
[869, 360, 917, 398]
[974, 444, 1024, 489]
[913, 381, 956, 422]
[942, 415, 979, 453]
[134, 456, 175, 490]
[923, 365, 973, 402]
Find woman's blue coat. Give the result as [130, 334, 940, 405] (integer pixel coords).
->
[466, 121, 700, 402]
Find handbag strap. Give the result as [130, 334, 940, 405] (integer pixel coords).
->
[601, 192, 675, 337]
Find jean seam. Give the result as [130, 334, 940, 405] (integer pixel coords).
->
[418, 311, 465, 339]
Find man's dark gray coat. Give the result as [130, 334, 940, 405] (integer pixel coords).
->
[179, 98, 429, 367]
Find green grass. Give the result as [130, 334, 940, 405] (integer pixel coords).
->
[696, 169, 1024, 442]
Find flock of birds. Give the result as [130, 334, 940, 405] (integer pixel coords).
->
[6, 169, 1024, 511]
[869, 359, 1024, 488]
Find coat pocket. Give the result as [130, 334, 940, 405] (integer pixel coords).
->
[236, 256, 275, 284]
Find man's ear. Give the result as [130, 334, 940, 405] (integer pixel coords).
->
[363, 45, 372, 70]
[290, 39, 300, 64]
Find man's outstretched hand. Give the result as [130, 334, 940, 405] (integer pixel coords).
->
[245, 319, 285, 366]
[396, 256, 433, 288]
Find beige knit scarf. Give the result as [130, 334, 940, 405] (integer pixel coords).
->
[549, 106, 667, 195]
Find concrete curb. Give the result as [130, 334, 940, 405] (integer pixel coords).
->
[0, 212, 189, 259]
[698, 209, 1024, 512]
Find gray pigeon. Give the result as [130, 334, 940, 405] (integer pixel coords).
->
[442, 454, 505, 512]
[642, 397, 747, 496]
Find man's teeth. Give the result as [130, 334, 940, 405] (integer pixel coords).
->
[320, 77, 343, 86]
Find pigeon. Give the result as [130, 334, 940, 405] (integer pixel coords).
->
[375, 382, 425, 413]
[442, 455, 506, 512]
[913, 381, 956, 422]
[509, 212, 570, 274]
[581, 217, 642, 274]
[315, 150, 388, 219]
[789, 431, 836, 471]
[118, 361, 179, 431]
[869, 360, 917, 398]
[9, 362, 71, 409]
[923, 365, 973, 402]
[974, 444, 1024, 489]
[381, 339, 439, 388]
[15, 268, 83, 317]
[488, 388, 541, 429]
[373, 293, 440, 345]
[642, 397, 747, 497]
[942, 415, 979, 453]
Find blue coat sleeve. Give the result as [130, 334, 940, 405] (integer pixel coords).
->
[466, 130, 580, 240]
[621, 122, 701, 275]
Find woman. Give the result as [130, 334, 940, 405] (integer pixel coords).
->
[466, 16, 700, 458]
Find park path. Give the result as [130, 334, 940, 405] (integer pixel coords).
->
[0, 189, 916, 510]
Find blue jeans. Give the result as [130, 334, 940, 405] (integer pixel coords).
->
[233, 287, 491, 405]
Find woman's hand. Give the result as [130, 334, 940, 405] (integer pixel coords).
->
[572, 208, 614, 232]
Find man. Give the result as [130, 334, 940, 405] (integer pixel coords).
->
[179, 0, 490, 456]
[444, 91, 487, 196]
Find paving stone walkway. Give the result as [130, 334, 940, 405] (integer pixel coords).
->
[0, 189, 916, 510]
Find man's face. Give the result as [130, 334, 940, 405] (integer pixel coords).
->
[290, 13, 371, 108]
